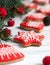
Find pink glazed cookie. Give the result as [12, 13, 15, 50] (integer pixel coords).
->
[25, 13, 45, 21]
[13, 31, 44, 47]
[33, 0, 49, 5]
[0, 44, 24, 64]
[25, 3, 37, 10]
[37, 6, 50, 15]
[20, 21, 44, 32]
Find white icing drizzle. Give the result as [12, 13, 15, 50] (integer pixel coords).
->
[29, 13, 45, 18]
[17, 31, 41, 43]
[0, 46, 22, 60]
[27, 3, 36, 7]
[27, 22, 42, 28]
[37, 0, 49, 2]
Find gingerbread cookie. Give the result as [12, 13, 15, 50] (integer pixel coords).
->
[0, 44, 24, 64]
[25, 13, 45, 21]
[20, 21, 44, 32]
[33, 0, 49, 5]
[37, 6, 50, 15]
[13, 31, 44, 47]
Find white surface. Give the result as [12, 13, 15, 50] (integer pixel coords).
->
[3, 1, 50, 65]
[5, 17, 50, 65]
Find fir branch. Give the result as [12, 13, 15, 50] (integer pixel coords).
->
[0, 18, 5, 29]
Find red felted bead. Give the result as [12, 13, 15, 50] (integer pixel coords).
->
[0, 7, 7, 17]
[17, 6, 24, 14]
[43, 56, 50, 65]
[4, 28, 11, 35]
[8, 19, 15, 26]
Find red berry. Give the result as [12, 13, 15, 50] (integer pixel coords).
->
[8, 19, 15, 26]
[17, 6, 24, 14]
[0, 7, 7, 17]
[4, 28, 11, 35]
[43, 56, 50, 65]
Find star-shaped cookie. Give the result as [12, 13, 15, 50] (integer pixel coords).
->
[13, 31, 44, 47]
